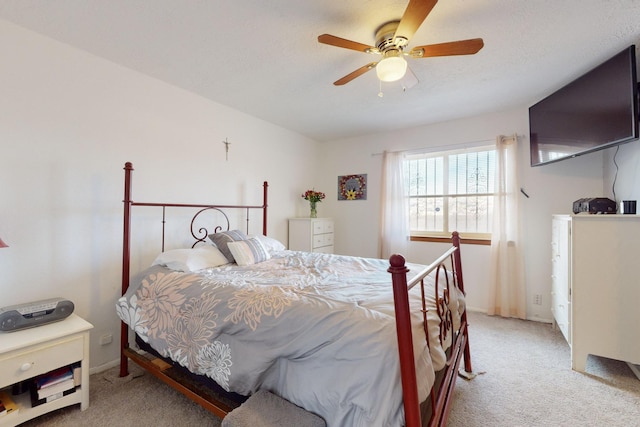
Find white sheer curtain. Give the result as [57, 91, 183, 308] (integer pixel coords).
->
[379, 150, 409, 259]
[488, 134, 526, 318]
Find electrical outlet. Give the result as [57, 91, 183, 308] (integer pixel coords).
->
[99, 333, 113, 346]
[533, 294, 543, 306]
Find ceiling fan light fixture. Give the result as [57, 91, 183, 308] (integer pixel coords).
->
[376, 55, 407, 82]
[318, 4, 484, 86]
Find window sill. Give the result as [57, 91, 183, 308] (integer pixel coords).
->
[410, 235, 491, 246]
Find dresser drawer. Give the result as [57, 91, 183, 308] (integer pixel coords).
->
[0, 335, 84, 386]
[288, 218, 334, 254]
[321, 221, 334, 234]
[324, 233, 334, 246]
[313, 233, 334, 248]
[312, 220, 333, 234]
[312, 221, 324, 234]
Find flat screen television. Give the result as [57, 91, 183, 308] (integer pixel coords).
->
[529, 45, 639, 166]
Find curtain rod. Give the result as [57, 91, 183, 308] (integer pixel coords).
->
[371, 138, 495, 157]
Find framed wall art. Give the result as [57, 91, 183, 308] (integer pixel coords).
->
[338, 174, 367, 200]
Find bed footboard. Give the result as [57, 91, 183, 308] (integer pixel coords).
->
[389, 231, 472, 427]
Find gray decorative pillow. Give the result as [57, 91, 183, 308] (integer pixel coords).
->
[208, 230, 248, 262]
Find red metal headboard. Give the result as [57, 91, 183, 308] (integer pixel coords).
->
[119, 161, 268, 376]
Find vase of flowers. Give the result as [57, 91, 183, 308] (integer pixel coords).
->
[302, 189, 325, 218]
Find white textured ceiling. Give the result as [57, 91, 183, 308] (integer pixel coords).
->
[1, 0, 639, 141]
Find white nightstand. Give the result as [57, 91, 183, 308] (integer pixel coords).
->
[0, 314, 93, 426]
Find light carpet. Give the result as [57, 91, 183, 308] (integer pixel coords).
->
[448, 312, 640, 426]
[19, 312, 640, 426]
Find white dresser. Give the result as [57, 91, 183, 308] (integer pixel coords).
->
[288, 218, 334, 253]
[551, 214, 640, 372]
[550, 216, 571, 344]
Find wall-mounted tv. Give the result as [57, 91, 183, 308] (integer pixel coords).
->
[529, 45, 639, 167]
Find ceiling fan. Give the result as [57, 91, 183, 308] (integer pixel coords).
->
[318, 0, 484, 86]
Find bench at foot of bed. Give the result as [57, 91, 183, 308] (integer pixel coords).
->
[221, 389, 326, 427]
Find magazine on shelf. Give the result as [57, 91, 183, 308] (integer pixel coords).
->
[34, 366, 73, 389]
[30, 386, 76, 407]
[37, 378, 75, 400]
[30, 363, 79, 407]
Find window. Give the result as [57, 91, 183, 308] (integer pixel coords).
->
[405, 145, 496, 239]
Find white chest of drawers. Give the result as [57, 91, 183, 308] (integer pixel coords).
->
[288, 218, 334, 253]
[0, 314, 93, 426]
[551, 214, 640, 372]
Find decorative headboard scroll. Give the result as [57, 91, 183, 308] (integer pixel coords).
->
[121, 161, 268, 287]
[190, 207, 230, 247]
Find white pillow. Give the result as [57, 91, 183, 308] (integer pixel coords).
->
[227, 238, 271, 266]
[249, 234, 286, 253]
[152, 245, 229, 272]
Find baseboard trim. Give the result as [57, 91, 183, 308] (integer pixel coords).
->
[90, 358, 120, 375]
[626, 362, 640, 381]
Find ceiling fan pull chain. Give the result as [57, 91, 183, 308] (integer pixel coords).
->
[378, 80, 384, 98]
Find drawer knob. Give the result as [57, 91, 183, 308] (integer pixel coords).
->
[20, 362, 33, 372]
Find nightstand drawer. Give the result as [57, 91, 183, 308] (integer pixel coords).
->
[0, 335, 84, 386]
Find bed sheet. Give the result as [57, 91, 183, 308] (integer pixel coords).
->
[117, 250, 463, 427]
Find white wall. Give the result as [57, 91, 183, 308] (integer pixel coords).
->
[0, 20, 320, 371]
[603, 140, 640, 203]
[319, 109, 604, 321]
[0, 17, 620, 374]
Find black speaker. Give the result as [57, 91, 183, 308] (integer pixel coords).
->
[572, 197, 617, 214]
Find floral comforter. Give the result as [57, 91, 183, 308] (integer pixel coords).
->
[116, 251, 463, 427]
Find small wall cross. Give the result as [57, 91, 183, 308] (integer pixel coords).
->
[222, 138, 231, 161]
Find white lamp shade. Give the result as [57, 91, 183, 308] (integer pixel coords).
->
[376, 56, 408, 82]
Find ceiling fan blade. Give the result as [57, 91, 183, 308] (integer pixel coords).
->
[394, 0, 437, 42]
[318, 34, 378, 54]
[333, 62, 378, 86]
[409, 38, 484, 57]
